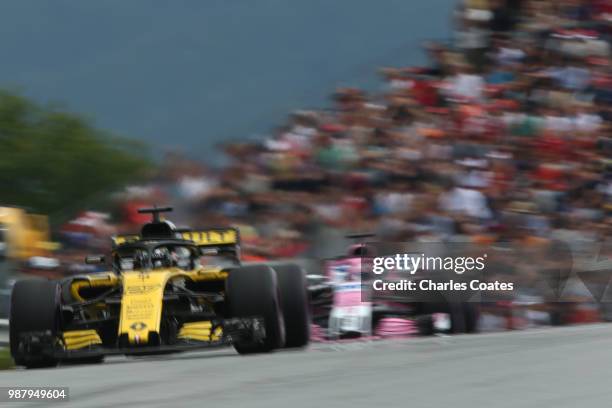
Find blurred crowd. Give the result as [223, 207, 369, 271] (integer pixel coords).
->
[26, 0, 611, 276]
[186, 0, 611, 260]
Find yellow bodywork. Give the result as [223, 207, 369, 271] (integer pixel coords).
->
[70, 267, 228, 346]
[118, 270, 173, 344]
[62, 330, 102, 350]
[178, 321, 223, 342]
[70, 272, 119, 302]
[118, 268, 228, 344]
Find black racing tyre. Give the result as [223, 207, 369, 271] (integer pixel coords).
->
[463, 303, 480, 334]
[449, 302, 467, 334]
[415, 315, 435, 336]
[448, 302, 480, 334]
[273, 264, 310, 348]
[10, 279, 60, 368]
[226, 265, 285, 354]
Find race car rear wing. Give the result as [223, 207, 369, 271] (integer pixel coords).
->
[179, 227, 241, 264]
[177, 227, 240, 248]
[112, 227, 240, 249]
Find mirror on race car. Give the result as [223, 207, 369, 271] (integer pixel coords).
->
[85, 255, 106, 265]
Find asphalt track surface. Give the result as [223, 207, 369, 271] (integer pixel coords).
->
[2, 324, 612, 408]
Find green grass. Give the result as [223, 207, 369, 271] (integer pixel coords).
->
[0, 348, 13, 370]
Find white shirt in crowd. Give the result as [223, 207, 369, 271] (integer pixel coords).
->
[376, 192, 414, 215]
[544, 115, 574, 133]
[574, 113, 602, 133]
[439, 187, 492, 219]
[543, 114, 602, 134]
[495, 47, 526, 65]
[447, 73, 485, 101]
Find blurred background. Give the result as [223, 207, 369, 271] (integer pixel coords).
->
[1, 0, 611, 331]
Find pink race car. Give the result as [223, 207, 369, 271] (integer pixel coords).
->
[313, 239, 479, 341]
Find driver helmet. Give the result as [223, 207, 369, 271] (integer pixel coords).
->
[132, 250, 148, 270]
[172, 246, 191, 269]
[152, 247, 171, 269]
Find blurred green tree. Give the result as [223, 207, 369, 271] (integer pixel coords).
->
[0, 91, 152, 219]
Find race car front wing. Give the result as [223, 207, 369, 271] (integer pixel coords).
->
[14, 317, 266, 361]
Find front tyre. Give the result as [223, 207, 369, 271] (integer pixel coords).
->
[226, 265, 285, 354]
[10, 279, 60, 368]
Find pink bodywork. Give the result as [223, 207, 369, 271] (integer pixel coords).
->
[326, 257, 362, 282]
[311, 257, 416, 341]
[333, 288, 363, 307]
[326, 257, 369, 306]
[376, 317, 417, 338]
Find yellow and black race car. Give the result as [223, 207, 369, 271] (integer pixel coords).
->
[9, 207, 310, 368]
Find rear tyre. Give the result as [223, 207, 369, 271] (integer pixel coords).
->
[448, 302, 480, 334]
[273, 264, 310, 348]
[463, 303, 480, 333]
[10, 279, 60, 368]
[226, 265, 285, 354]
[449, 302, 467, 334]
